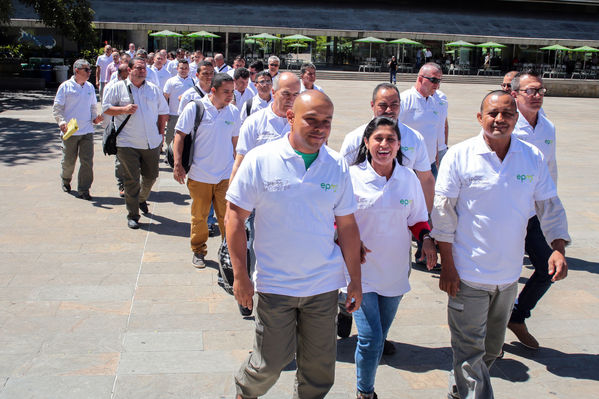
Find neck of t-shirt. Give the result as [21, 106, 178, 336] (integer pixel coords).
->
[294, 149, 319, 169]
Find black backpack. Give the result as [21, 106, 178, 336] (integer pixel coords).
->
[166, 99, 205, 172]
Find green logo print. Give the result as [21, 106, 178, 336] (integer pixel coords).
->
[399, 199, 413, 206]
[320, 183, 337, 192]
[401, 146, 414, 152]
[545, 139, 553, 145]
[516, 174, 534, 183]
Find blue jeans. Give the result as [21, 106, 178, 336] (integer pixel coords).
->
[510, 215, 553, 324]
[354, 292, 402, 394]
[389, 69, 397, 83]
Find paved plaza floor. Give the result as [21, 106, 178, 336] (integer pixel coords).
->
[0, 80, 598, 398]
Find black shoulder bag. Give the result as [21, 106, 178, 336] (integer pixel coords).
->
[102, 81, 134, 156]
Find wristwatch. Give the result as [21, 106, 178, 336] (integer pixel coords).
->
[423, 233, 433, 241]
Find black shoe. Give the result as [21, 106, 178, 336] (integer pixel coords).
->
[208, 223, 220, 237]
[192, 252, 206, 268]
[77, 192, 92, 201]
[62, 182, 71, 192]
[383, 339, 396, 356]
[337, 312, 353, 338]
[127, 219, 140, 229]
[139, 201, 149, 214]
[239, 304, 252, 317]
[118, 184, 125, 198]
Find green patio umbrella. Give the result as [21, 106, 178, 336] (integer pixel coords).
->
[287, 42, 308, 56]
[476, 41, 506, 48]
[540, 44, 571, 68]
[388, 38, 423, 63]
[446, 40, 476, 48]
[354, 36, 388, 59]
[247, 33, 281, 55]
[187, 30, 220, 53]
[571, 46, 599, 70]
[150, 30, 183, 50]
[282, 34, 315, 42]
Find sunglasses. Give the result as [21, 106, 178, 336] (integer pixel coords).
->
[269, 63, 279, 67]
[501, 83, 511, 89]
[421, 76, 441, 84]
[78, 68, 91, 72]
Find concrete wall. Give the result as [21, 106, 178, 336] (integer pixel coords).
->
[545, 79, 599, 98]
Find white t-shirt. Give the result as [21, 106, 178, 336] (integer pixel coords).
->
[226, 134, 357, 297]
[233, 89, 254, 112]
[175, 95, 240, 183]
[145, 66, 160, 88]
[512, 110, 558, 185]
[178, 85, 208, 115]
[339, 121, 431, 171]
[54, 77, 97, 135]
[163, 75, 195, 115]
[240, 93, 273, 124]
[188, 62, 198, 78]
[236, 104, 289, 156]
[300, 81, 324, 93]
[400, 87, 448, 164]
[150, 65, 171, 91]
[349, 160, 428, 296]
[166, 59, 180, 76]
[101, 79, 169, 149]
[95, 54, 114, 82]
[216, 64, 231, 74]
[434, 132, 557, 285]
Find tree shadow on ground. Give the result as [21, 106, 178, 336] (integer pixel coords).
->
[503, 342, 599, 381]
[0, 90, 55, 113]
[0, 117, 61, 166]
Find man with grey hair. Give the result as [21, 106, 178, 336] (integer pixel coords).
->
[95, 44, 113, 102]
[53, 59, 103, 200]
[299, 62, 324, 93]
[214, 53, 231, 73]
[267, 55, 280, 79]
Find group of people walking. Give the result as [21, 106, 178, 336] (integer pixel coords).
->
[53, 42, 570, 399]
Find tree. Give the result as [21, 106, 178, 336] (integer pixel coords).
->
[0, 0, 96, 46]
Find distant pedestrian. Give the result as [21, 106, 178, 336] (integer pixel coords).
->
[388, 55, 398, 84]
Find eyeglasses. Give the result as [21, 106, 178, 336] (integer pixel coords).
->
[78, 68, 91, 72]
[420, 76, 441, 84]
[501, 83, 511, 89]
[518, 87, 547, 96]
[256, 80, 272, 86]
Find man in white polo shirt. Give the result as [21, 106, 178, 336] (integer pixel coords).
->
[173, 73, 240, 268]
[102, 57, 169, 229]
[232, 67, 253, 111]
[150, 52, 171, 91]
[95, 44, 113, 102]
[507, 71, 559, 349]
[135, 49, 160, 87]
[227, 55, 246, 78]
[178, 61, 215, 114]
[267, 55, 280, 79]
[399, 62, 449, 177]
[188, 51, 203, 77]
[53, 59, 103, 200]
[214, 53, 231, 74]
[239, 71, 273, 123]
[167, 48, 186, 76]
[226, 90, 362, 399]
[163, 59, 194, 150]
[299, 62, 324, 93]
[431, 90, 569, 399]
[126, 43, 136, 59]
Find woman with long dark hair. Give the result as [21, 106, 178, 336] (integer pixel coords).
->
[348, 116, 437, 399]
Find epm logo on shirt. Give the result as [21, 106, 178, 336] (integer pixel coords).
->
[516, 174, 534, 183]
[401, 145, 414, 152]
[544, 139, 553, 145]
[399, 199, 413, 206]
[224, 120, 234, 125]
[320, 183, 338, 192]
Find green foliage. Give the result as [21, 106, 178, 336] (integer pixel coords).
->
[0, 43, 24, 58]
[79, 46, 103, 62]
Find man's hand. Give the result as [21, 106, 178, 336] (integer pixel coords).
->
[548, 239, 568, 282]
[173, 164, 186, 184]
[360, 241, 371, 264]
[59, 123, 67, 133]
[123, 104, 138, 114]
[93, 115, 104, 124]
[438, 241, 460, 297]
[233, 275, 255, 310]
[345, 279, 362, 313]
[422, 237, 438, 270]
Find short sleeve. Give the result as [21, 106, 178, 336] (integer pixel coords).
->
[174, 101, 196, 135]
[163, 78, 173, 95]
[411, 133, 432, 171]
[534, 155, 557, 201]
[177, 89, 192, 114]
[406, 173, 429, 226]
[434, 146, 461, 198]
[236, 119, 254, 155]
[101, 82, 119, 112]
[333, 162, 357, 217]
[339, 132, 360, 166]
[232, 108, 241, 138]
[226, 153, 260, 212]
[156, 87, 169, 115]
[95, 56, 101, 67]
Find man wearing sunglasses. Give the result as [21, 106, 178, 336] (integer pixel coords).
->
[267, 55, 280, 79]
[506, 70, 563, 350]
[501, 70, 518, 92]
[53, 59, 103, 200]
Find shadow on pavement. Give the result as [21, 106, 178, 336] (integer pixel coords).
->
[151, 190, 190, 206]
[143, 213, 190, 238]
[566, 256, 599, 275]
[503, 342, 599, 381]
[0, 117, 60, 166]
[0, 90, 55, 113]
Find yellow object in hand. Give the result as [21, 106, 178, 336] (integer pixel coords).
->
[62, 118, 79, 140]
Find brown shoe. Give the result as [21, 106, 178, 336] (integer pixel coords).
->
[508, 322, 539, 349]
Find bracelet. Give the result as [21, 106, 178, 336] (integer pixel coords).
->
[423, 234, 433, 241]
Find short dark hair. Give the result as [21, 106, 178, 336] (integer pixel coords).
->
[211, 72, 234, 89]
[234, 55, 245, 62]
[132, 56, 146, 65]
[511, 70, 542, 92]
[234, 67, 250, 80]
[177, 59, 189, 66]
[197, 60, 213, 69]
[300, 62, 316, 76]
[249, 60, 264, 72]
[255, 70, 271, 82]
[480, 90, 516, 112]
[372, 83, 400, 103]
[354, 116, 404, 166]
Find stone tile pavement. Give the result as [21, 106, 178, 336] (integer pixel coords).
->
[0, 81, 597, 398]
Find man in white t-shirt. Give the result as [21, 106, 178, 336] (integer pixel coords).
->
[226, 90, 362, 399]
[53, 59, 103, 199]
[507, 71, 559, 349]
[102, 57, 169, 230]
[126, 43, 136, 59]
[431, 91, 569, 399]
[214, 53, 231, 74]
[399, 62, 449, 178]
[299, 62, 324, 93]
[177, 60, 215, 114]
[166, 48, 186, 76]
[163, 59, 195, 149]
[232, 67, 253, 111]
[172, 73, 240, 268]
[150, 52, 171, 91]
[188, 51, 204, 78]
[95, 44, 113, 102]
[239, 70, 273, 123]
